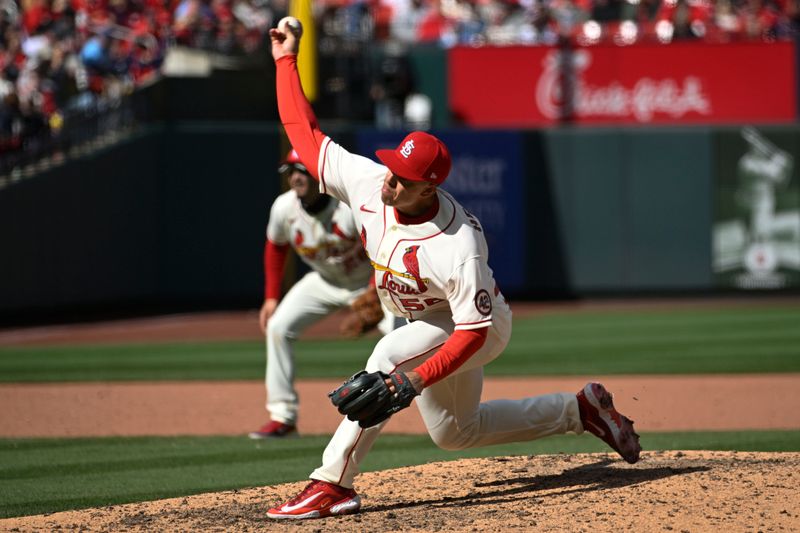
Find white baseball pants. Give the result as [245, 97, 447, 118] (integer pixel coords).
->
[310, 304, 584, 488]
[265, 271, 397, 425]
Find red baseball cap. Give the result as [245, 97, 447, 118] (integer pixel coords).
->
[279, 148, 309, 175]
[375, 132, 451, 186]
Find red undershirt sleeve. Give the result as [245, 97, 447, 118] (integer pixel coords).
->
[275, 54, 326, 180]
[264, 240, 290, 300]
[413, 327, 489, 387]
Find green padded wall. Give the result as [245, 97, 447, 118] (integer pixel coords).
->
[541, 128, 713, 292]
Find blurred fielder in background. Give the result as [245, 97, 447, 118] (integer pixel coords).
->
[249, 149, 396, 439]
[264, 19, 642, 519]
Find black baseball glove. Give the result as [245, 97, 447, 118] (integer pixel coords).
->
[328, 370, 419, 428]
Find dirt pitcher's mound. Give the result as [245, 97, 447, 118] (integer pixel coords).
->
[3, 451, 798, 532]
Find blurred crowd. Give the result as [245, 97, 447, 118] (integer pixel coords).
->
[1, 0, 798, 168]
[0, 0, 284, 164]
[370, 0, 800, 47]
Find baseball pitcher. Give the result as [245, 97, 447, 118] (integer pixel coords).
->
[265, 20, 641, 518]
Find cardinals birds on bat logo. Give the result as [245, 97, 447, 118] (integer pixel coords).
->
[402, 245, 428, 292]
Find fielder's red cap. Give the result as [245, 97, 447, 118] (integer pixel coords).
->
[375, 132, 451, 186]
[279, 148, 309, 175]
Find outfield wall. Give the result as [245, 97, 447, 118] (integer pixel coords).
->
[0, 124, 283, 321]
[1, 124, 798, 322]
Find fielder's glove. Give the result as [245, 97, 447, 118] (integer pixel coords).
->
[329, 370, 419, 428]
[339, 287, 385, 338]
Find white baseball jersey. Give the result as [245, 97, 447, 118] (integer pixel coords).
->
[267, 190, 372, 290]
[316, 138, 501, 329]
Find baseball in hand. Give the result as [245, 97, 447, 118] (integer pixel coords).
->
[278, 16, 303, 37]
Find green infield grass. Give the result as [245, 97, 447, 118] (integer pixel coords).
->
[1, 430, 799, 519]
[1, 305, 799, 382]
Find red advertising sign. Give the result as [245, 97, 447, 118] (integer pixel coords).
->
[449, 42, 796, 126]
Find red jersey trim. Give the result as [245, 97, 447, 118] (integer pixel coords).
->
[319, 137, 331, 194]
[398, 193, 457, 243]
[394, 195, 440, 225]
[336, 427, 365, 488]
[374, 198, 390, 253]
[331, 222, 354, 241]
[456, 319, 493, 326]
[385, 193, 457, 273]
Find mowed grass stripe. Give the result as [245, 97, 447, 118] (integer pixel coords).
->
[496, 308, 800, 374]
[516, 306, 800, 332]
[0, 337, 384, 381]
[518, 322, 800, 347]
[1, 305, 799, 382]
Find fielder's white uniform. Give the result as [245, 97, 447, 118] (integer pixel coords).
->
[308, 139, 584, 488]
[264, 190, 395, 425]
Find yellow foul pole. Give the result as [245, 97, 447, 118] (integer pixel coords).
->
[290, 0, 317, 102]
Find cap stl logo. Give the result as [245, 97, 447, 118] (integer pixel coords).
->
[399, 140, 415, 158]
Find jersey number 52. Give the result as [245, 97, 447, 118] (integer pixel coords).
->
[399, 297, 445, 311]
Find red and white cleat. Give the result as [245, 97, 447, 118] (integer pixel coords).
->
[577, 382, 641, 464]
[267, 480, 361, 519]
[248, 420, 297, 439]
